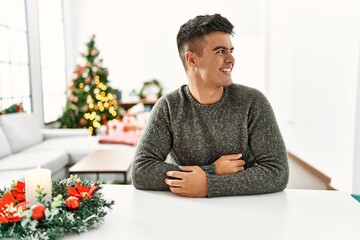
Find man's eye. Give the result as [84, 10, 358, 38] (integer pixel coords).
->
[217, 50, 225, 54]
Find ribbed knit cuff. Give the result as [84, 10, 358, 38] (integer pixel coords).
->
[207, 174, 226, 198]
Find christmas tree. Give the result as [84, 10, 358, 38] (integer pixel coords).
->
[58, 35, 121, 135]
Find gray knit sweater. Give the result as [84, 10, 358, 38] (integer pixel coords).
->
[131, 84, 289, 197]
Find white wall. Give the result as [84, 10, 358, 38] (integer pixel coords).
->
[63, 0, 267, 100]
[63, 0, 360, 193]
[269, 0, 360, 193]
[354, 45, 360, 194]
[26, 0, 44, 125]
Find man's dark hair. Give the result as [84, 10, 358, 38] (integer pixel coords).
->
[176, 14, 234, 69]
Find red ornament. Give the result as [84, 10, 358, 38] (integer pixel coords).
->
[66, 196, 80, 210]
[73, 66, 85, 75]
[90, 50, 97, 56]
[80, 118, 87, 126]
[31, 203, 46, 221]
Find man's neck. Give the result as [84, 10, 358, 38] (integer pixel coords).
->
[188, 83, 224, 105]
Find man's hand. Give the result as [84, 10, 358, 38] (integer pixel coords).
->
[213, 153, 245, 175]
[165, 166, 208, 198]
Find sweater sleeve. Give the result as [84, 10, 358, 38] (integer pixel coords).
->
[131, 98, 179, 191]
[207, 91, 289, 197]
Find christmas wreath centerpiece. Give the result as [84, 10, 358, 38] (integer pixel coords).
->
[0, 175, 114, 240]
[138, 79, 163, 101]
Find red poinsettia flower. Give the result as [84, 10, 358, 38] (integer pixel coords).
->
[0, 192, 28, 224]
[11, 181, 26, 202]
[68, 183, 97, 199]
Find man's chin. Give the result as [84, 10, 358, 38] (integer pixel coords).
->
[223, 79, 233, 86]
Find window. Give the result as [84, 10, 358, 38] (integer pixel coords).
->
[38, 0, 66, 123]
[0, 0, 31, 112]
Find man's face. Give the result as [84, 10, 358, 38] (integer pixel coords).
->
[193, 32, 235, 88]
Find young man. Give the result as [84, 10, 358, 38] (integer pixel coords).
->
[131, 14, 288, 197]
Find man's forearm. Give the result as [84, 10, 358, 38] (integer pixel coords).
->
[206, 152, 289, 197]
[132, 158, 179, 190]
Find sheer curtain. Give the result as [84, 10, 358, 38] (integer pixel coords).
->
[0, 0, 31, 112]
[38, 0, 66, 123]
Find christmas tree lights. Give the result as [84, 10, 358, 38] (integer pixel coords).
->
[58, 35, 121, 135]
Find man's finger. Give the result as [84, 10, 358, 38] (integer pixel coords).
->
[166, 170, 187, 179]
[169, 186, 183, 194]
[234, 160, 246, 166]
[169, 188, 192, 197]
[228, 153, 242, 160]
[237, 166, 245, 172]
[165, 178, 183, 187]
[179, 165, 195, 172]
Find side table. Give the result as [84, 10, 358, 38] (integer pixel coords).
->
[68, 149, 135, 183]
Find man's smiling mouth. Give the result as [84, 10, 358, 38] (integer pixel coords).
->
[220, 67, 232, 73]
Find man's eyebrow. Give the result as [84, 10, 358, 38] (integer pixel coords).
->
[212, 46, 235, 51]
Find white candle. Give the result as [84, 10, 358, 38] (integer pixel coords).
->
[25, 168, 52, 203]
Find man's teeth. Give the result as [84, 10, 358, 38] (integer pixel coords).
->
[221, 68, 232, 72]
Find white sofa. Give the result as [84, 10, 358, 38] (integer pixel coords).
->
[0, 113, 135, 188]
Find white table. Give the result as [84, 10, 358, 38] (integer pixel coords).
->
[67, 185, 360, 240]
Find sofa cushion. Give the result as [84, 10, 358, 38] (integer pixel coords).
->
[23, 136, 132, 164]
[0, 113, 43, 153]
[0, 127, 11, 158]
[0, 170, 26, 189]
[0, 150, 68, 174]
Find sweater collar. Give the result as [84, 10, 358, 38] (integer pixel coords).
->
[185, 84, 229, 108]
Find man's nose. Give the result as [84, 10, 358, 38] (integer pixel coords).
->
[225, 52, 235, 64]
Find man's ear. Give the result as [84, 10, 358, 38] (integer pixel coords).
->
[185, 51, 196, 68]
